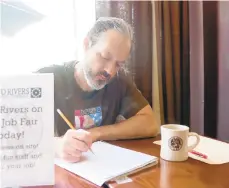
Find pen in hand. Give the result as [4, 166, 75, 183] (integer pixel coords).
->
[74, 137, 95, 154]
[56, 109, 95, 154]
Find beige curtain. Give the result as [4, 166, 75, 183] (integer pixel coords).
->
[152, 1, 163, 126]
[151, 1, 190, 126]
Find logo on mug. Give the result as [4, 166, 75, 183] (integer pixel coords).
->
[168, 136, 183, 151]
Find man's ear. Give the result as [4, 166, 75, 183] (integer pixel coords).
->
[83, 37, 92, 51]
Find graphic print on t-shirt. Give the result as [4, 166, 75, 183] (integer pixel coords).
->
[74, 106, 102, 129]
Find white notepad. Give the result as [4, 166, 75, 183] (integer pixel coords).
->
[55, 141, 158, 186]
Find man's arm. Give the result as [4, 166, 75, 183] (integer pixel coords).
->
[88, 104, 159, 141]
[88, 73, 160, 142]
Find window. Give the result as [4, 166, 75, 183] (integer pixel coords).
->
[0, 0, 96, 74]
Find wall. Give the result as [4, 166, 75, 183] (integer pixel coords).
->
[189, 1, 204, 135]
[189, 1, 229, 142]
[217, 1, 229, 142]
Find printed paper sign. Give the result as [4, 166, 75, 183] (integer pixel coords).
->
[0, 73, 54, 187]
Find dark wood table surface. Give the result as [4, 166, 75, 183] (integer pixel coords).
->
[28, 136, 229, 188]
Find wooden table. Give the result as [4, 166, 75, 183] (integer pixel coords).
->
[35, 136, 229, 188]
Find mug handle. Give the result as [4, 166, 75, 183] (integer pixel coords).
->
[188, 132, 200, 151]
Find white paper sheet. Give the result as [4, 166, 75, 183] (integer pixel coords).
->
[153, 135, 229, 164]
[55, 141, 158, 186]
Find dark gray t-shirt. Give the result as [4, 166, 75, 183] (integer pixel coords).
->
[37, 61, 148, 136]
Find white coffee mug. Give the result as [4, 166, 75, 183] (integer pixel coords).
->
[160, 124, 200, 161]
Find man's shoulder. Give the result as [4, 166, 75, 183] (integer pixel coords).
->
[116, 72, 136, 88]
[114, 71, 144, 98]
[36, 60, 76, 75]
[105, 71, 137, 97]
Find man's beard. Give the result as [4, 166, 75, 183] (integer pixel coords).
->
[82, 65, 112, 91]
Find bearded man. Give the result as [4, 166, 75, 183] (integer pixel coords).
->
[37, 17, 159, 162]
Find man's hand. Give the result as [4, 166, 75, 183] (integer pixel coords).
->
[55, 129, 93, 163]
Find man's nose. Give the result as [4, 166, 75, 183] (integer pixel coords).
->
[104, 61, 117, 77]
